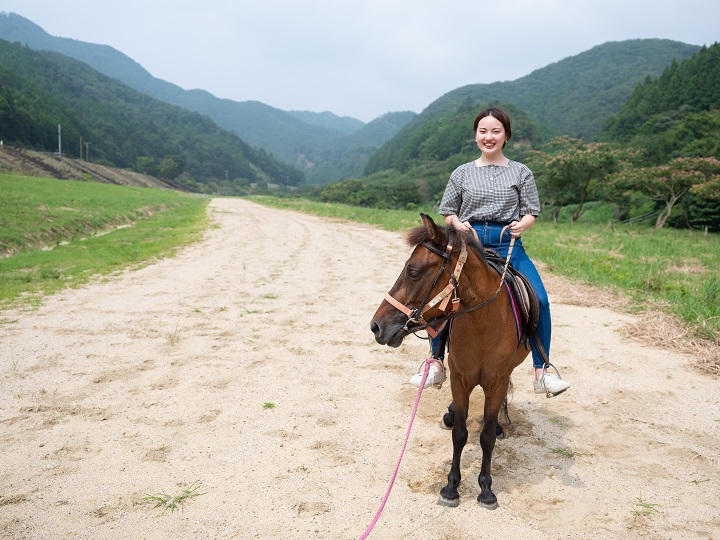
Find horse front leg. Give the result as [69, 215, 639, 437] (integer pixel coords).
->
[438, 393, 468, 507]
[477, 381, 509, 509]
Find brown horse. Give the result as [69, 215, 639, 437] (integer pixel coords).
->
[370, 214, 530, 508]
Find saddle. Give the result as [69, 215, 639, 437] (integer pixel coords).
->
[484, 248, 540, 341]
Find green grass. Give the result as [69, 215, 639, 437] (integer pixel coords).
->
[3, 178, 717, 343]
[0, 173, 209, 310]
[549, 447, 574, 458]
[141, 481, 205, 512]
[527, 222, 720, 340]
[249, 195, 720, 341]
[632, 494, 660, 517]
[246, 195, 438, 231]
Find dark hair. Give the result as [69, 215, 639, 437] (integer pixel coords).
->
[473, 107, 512, 147]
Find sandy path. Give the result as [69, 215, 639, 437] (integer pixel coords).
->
[1, 198, 718, 539]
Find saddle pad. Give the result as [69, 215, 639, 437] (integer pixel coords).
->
[483, 249, 539, 337]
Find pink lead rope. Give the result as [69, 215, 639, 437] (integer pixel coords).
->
[358, 357, 432, 539]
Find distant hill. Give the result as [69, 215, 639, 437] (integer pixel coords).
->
[305, 111, 417, 184]
[0, 39, 301, 191]
[0, 12, 413, 183]
[365, 39, 700, 175]
[603, 42, 720, 159]
[287, 110, 364, 134]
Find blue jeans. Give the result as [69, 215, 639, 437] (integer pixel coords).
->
[433, 222, 551, 369]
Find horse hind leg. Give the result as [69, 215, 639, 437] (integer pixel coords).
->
[441, 402, 454, 430]
[444, 401, 504, 438]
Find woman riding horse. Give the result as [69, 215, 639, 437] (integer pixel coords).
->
[370, 106, 569, 508]
[410, 106, 570, 397]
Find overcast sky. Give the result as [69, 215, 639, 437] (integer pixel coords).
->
[2, 1, 719, 122]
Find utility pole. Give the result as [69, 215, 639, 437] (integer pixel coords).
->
[80, 137, 83, 160]
[83, 141, 91, 162]
[57, 124, 62, 156]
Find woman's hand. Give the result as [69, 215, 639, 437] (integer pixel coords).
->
[444, 215, 472, 232]
[509, 216, 536, 238]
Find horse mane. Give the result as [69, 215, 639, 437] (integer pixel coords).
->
[405, 223, 485, 261]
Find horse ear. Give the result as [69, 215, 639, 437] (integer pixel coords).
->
[420, 213, 443, 244]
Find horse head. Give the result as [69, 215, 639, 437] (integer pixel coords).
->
[370, 213, 468, 347]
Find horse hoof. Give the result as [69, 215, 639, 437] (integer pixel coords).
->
[437, 496, 459, 507]
[477, 494, 498, 510]
[478, 500, 499, 510]
[440, 417, 453, 430]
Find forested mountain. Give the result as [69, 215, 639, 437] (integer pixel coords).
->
[365, 39, 700, 176]
[0, 12, 412, 184]
[0, 39, 301, 191]
[304, 111, 417, 184]
[603, 42, 720, 162]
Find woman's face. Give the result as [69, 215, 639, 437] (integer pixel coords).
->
[475, 115, 508, 157]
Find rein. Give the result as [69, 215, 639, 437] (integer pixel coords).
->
[357, 358, 432, 539]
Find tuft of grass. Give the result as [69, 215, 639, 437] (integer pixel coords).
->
[690, 479, 710, 486]
[166, 320, 181, 346]
[632, 494, 660, 517]
[10, 352, 20, 371]
[549, 447, 574, 458]
[141, 481, 205, 512]
[263, 402, 276, 410]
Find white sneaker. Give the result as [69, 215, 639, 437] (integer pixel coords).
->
[409, 362, 446, 389]
[534, 373, 570, 395]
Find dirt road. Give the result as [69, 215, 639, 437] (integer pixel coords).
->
[1, 198, 718, 539]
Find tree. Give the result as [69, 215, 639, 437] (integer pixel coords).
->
[134, 156, 157, 176]
[607, 157, 720, 228]
[158, 157, 181, 180]
[527, 137, 639, 222]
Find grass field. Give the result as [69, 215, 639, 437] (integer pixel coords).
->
[2, 182, 717, 342]
[248, 196, 720, 341]
[0, 174, 209, 310]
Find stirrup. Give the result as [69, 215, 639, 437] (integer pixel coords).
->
[416, 358, 446, 389]
[540, 363, 567, 399]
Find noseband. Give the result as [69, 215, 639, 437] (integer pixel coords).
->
[383, 241, 467, 338]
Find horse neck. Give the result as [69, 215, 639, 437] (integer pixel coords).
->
[459, 248, 503, 305]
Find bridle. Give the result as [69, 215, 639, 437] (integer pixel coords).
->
[383, 241, 466, 338]
[383, 228, 516, 338]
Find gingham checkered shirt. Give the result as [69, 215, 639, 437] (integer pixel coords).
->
[438, 160, 541, 223]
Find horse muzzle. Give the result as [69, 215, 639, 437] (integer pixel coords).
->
[370, 318, 408, 348]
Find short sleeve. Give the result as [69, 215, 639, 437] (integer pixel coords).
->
[518, 165, 541, 217]
[438, 165, 466, 216]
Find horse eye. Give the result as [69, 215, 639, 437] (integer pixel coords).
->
[407, 267, 421, 280]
